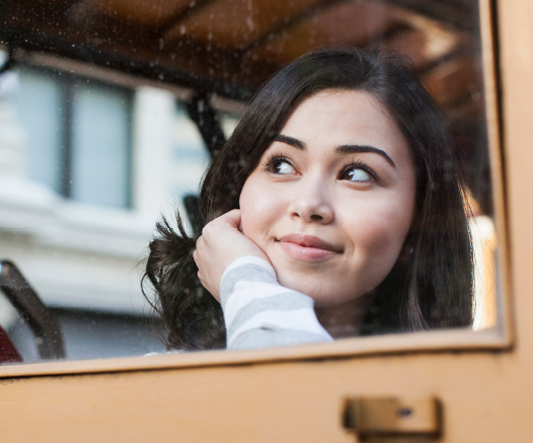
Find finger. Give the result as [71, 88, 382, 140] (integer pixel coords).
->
[197, 270, 205, 287]
[193, 242, 204, 267]
[220, 209, 241, 228]
[193, 238, 200, 252]
[195, 233, 203, 245]
[195, 235, 205, 255]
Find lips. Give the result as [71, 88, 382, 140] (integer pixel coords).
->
[277, 234, 342, 261]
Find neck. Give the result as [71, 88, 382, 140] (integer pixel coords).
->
[314, 294, 373, 339]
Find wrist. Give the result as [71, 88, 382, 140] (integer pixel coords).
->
[221, 256, 276, 286]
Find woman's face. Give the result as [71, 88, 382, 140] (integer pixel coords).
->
[239, 90, 417, 308]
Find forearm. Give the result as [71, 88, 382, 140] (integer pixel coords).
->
[220, 256, 333, 350]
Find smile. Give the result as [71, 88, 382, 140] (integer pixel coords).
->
[277, 234, 342, 262]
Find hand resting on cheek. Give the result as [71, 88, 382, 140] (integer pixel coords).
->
[193, 209, 333, 350]
[193, 209, 270, 300]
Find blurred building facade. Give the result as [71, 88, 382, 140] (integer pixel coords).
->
[0, 51, 215, 360]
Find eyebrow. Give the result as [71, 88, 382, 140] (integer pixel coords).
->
[337, 145, 396, 168]
[273, 134, 397, 168]
[273, 134, 305, 150]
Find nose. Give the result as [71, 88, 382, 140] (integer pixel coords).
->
[289, 175, 334, 224]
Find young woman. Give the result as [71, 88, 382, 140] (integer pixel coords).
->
[144, 47, 473, 351]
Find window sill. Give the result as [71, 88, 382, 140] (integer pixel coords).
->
[0, 326, 511, 379]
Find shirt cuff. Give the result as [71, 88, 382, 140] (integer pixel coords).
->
[220, 255, 276, 286]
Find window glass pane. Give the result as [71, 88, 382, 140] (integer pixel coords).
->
[170, 102, 209, 203]
[0, 0, 505, 363]
[219, 112, 240, 139]
[71, 82, 131, 207]
[15, 68, 63, 194]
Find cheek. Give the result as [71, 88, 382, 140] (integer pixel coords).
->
[343, 198, 413, 263]
[239, 179, 283, 242]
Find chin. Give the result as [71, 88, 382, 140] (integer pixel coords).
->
[277, 274, 352, 307]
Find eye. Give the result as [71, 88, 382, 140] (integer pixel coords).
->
[274, 160, 296, 175]
[340, 163, 376, 183]
[264, 155, 297, 175]
[346, 168, 371, 182]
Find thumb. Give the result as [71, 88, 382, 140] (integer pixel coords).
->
[220, 209, 241, 229]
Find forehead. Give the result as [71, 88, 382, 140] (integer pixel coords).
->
[277, 89, 411, 165]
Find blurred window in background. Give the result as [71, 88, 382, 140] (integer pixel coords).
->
[16, 67, 132, 208]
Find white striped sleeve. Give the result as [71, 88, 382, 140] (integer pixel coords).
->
[220, 256, 333, 350]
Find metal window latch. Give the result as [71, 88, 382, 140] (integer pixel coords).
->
[343, 396, 442, 441]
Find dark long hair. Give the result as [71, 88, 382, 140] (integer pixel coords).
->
[143, 47, 473, 351]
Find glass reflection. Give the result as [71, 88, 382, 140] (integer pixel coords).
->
[0, 0, 498, 362]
